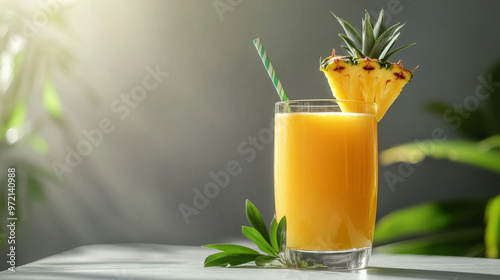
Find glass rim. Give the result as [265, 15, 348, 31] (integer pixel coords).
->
[275, 99, 376, 106]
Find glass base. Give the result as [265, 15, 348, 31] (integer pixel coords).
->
[285, 247, 371, 270]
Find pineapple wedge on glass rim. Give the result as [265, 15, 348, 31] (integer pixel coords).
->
[320, 9, 416, 121]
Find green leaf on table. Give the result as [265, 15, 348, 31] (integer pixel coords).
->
[374, 199, 488, 244]
[245, 199, 271, 244]
[242, 226, 277, 256]
[204, 251, 260, 267]
[380, 137, 500, 174]
[485, 194, 500, 258]
[269, 217, 279, 252]
[276, 216, 287, 252]
[202, 244, 259, 255]
[255, 255, 277, 267]
[202, 200, 286, 267]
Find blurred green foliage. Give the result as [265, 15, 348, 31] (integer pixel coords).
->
[376, 60, 500, 258]
[0, 1, 93, 245]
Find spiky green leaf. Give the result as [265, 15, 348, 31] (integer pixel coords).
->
[390, 22, 407, 38]
[331, 12, 362, 49]
[384, 43, 416, 60]
[373, 8, 386, 38]
[361, 15, 375, 56]
[378, 23, 407, 59]
[341, 45, 352, 54]
[332, 10, 414, 60]
[379, 32, 401, 60]
[368, 22, 401, 58]
[339, 34, 364, 58]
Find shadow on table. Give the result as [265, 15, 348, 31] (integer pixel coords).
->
[366, 266, 499, 280]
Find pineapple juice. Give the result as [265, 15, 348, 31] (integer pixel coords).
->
[274, 111, 378, 251]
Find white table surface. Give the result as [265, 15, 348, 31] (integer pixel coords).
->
[1, 244, 500, 279]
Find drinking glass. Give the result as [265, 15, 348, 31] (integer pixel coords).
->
[274, 99, 378, 270]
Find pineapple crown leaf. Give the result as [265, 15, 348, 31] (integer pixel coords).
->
[385, 43, 416, 61]
[331, 11, 362, 49]
[368, 22, 403, 58]
[379, 32, 401, 59]
[332, 8, 414, 61]
[373, 8, 386, 38]
[339, 34, 363, 58]
[341, 45, 351, 54]
[362, 10, 375, 56]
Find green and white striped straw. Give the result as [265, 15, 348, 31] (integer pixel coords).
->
[253, 38, 289, 101]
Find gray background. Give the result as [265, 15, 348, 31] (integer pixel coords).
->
[1, 0, 500, 270]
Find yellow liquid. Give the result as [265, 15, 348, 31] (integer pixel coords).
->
[274, 112, 378, 251]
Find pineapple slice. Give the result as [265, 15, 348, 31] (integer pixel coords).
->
[320, 9, 416, 121]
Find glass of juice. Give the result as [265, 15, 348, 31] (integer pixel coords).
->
[274, 99, 378, 270]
